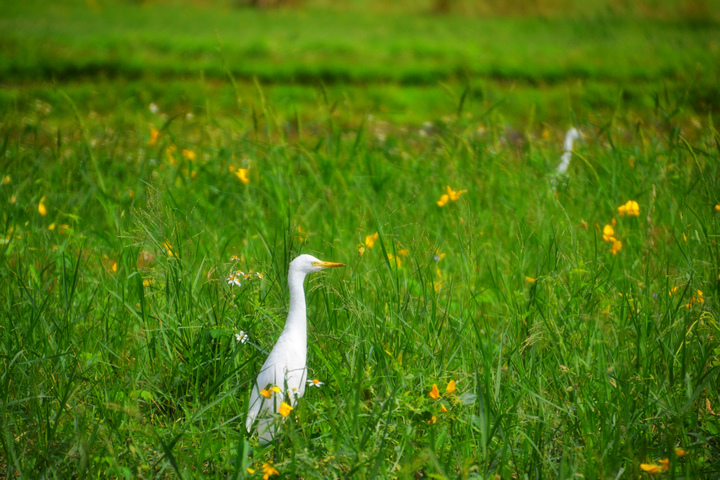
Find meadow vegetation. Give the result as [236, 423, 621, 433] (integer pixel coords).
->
[1, 0, 720, 478]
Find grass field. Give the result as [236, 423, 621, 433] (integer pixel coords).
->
[2, 1, 720, 479]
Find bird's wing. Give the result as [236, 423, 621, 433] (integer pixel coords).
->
[246, 334, 307, 441]
[245, 344, 287, 434]
[286, 361, 307, 400]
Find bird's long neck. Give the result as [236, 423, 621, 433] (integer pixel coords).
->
[283, 269, 307, 338]
[563, 132, 576, 152]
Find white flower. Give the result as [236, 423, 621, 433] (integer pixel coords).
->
[149, 103, 159, 114]
[307, 379, 324, 388]
[235, 331, 249, 344]
[226, 275, 241, 287]
[256, 272, 263, 279]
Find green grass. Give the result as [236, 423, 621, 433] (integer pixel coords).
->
[2, 0, 719, 85]
[1, 82, 719, 478]
[1, 75, 717, 137]
[2, 0, 719, 126]
[2, 1, 720, 478]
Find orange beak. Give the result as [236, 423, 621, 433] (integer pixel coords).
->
[312, 261, 345, 268]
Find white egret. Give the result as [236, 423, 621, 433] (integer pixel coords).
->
[556, 128, 580, 176]
[245, 254, 344, 442]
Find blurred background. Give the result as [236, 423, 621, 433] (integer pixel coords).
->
[1, 0, 719, 126]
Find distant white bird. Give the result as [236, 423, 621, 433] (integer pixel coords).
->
[556, 128, 580, 176]
[246, 254, 344, 442]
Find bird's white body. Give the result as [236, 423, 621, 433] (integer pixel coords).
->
[556, 128, 580, 175]
[245, 254, 343, 442]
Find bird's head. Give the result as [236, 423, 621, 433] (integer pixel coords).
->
[289, 254, 344, 275]
[563, 128, 582, 152]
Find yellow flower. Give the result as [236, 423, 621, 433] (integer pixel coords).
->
[525, 276, 536, 284]
[446, 185, 467, 201]
[611, 240, 622, 255]
[259, 389, 272, 399]
[261, 462, 279, 480]
[427, 415, 437, 424]
[446, 379, 456, 394]
[429, 383, 440, 400]
[434, 269, 443, 292]
[166, 145, 177, 166]
[142, 279, 151, 287]
[148, 127, 160, 146]
[358, 245, 366, 256]
[675, 448, 688, 457]
[278, 401, 294, 417]
[38, 196, 47, 216]
[437, 194, 449, 207]
[48, 223, 56, 231]
[271, 386, 281, 393]
[617, 200, 640, 216]
[2, 175, 10, 185]
[640, 463, 663, 473]
[669, 286, 679, 296]
[365, 232, 379, 248]
[182, 149, 197, 161]
[387, 253, 402, 268]
[602, 225, 615, 242]
[686, 290, 704, 308]
[164, 241, 174, 257]
[440, 404, 448, 413]
[111, 261, 117, 273]
[10, 195, 16, 204]
[235, 168, 250, 184]
[715, 204, 720, 212]
[246, 467, 256, 474]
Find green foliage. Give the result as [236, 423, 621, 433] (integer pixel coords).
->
[1, 1, 720, 478]
[1, 82, 719, 478]
[1, 0, 719, 86]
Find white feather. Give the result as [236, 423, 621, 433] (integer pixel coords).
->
[556, 128, 580, 175]
[245, 254, 342, 442]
